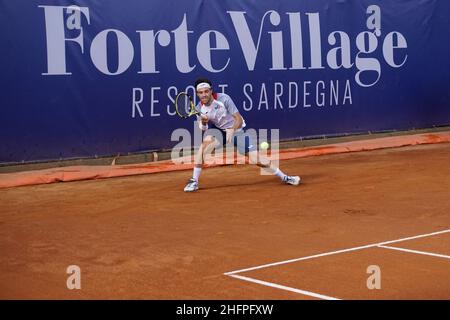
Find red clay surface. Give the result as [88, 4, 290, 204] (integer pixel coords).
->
[0, 142, 449, 299]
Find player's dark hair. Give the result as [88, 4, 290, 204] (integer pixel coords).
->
[194, 78, 212, 89]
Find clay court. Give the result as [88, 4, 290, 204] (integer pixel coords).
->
[1, 136, 449, 300]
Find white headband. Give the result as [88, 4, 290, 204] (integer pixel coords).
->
[196, 82, 211, 91]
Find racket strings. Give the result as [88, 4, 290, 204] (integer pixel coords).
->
[177, 94, 192, 117]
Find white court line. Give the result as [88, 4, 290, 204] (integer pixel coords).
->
[224, 229, 450, 275]
[378, 245, 450, 259]
[229, 274, 340, 300]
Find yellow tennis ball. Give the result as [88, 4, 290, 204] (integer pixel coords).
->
[260, 141, 269, 150]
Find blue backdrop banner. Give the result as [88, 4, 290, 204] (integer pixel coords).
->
[1, 0, 450, 163]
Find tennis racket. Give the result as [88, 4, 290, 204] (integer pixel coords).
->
[175, 92, 199, 119]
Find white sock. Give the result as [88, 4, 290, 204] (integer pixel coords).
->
[273, 168, 287, 180]
[193, 167, 202, 181]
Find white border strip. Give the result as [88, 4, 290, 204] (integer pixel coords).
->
[225, 229, 450, 275]
[229, 274, 340, 300]
[378, 245, 450, 259]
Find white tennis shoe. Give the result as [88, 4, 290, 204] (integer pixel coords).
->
[283, 175, 301, 186]
[184, 178, 199, 192]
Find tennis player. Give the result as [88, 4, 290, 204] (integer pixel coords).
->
[184, 78, 301, 192]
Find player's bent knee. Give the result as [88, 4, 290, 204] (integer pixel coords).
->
[202, 138, 216, 149]
[203, 135, 215, 143]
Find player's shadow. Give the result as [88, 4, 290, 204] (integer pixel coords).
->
[201, 177, 307, 190]
[200, 179, 274, 190]
[199, 173, 321, 191]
